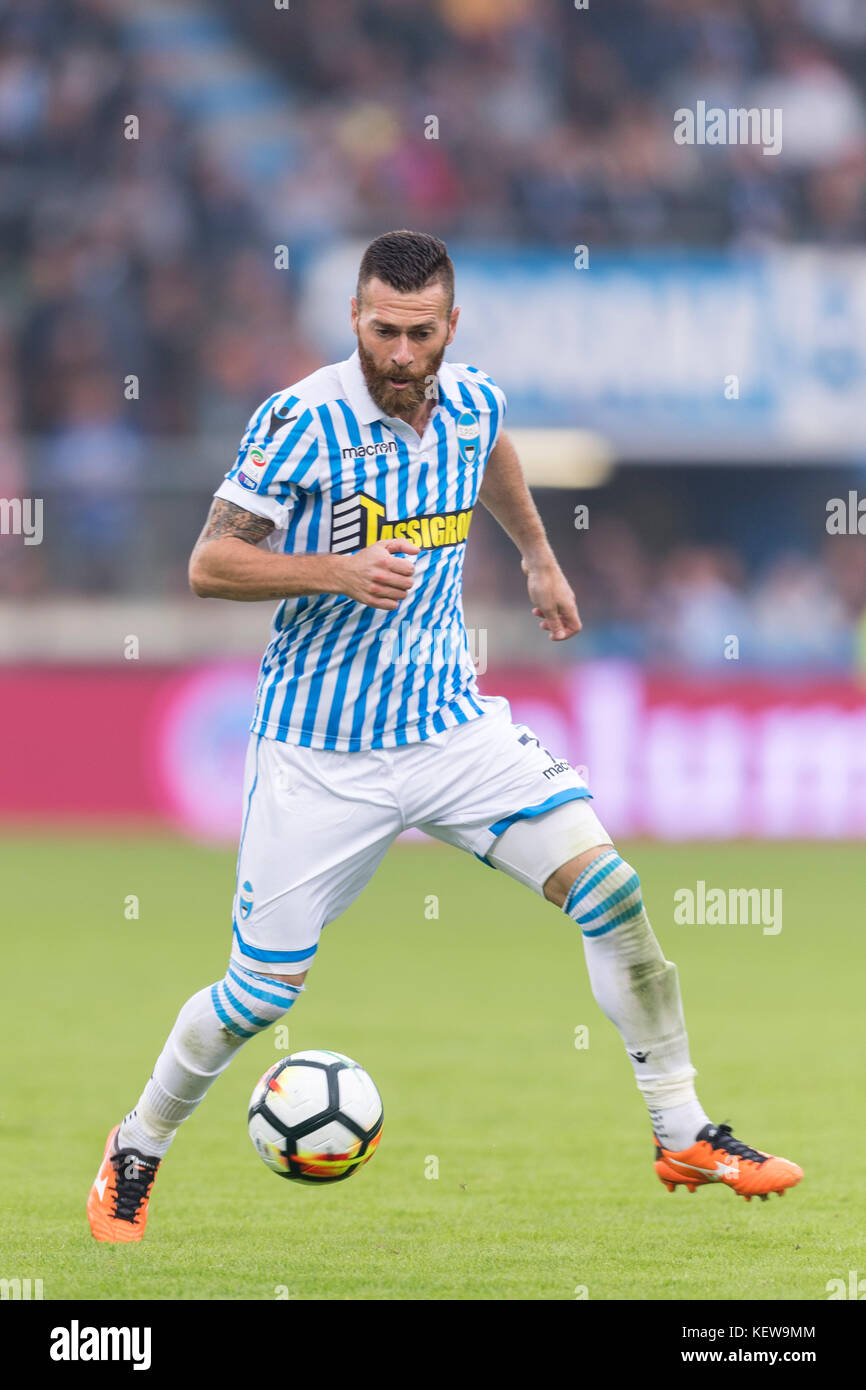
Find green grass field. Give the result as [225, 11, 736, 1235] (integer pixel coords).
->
[1, 833, 863, 1301]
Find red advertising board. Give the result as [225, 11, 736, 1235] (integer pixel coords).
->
[2, 662, 865, 840]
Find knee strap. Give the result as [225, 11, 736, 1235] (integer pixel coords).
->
[563, 849, 644, 937]
[211, 962, 304, 1040]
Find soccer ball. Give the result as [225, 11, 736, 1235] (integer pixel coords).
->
[248, 1050, 383, 1183]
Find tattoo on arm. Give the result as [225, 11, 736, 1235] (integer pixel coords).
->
[195, 498, 275, 547]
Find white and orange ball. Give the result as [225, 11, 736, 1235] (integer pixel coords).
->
[248, 1050, 383, 1183]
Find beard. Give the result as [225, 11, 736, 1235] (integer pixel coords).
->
[357, 337, 446, 417]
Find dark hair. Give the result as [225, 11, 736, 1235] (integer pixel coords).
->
[357, 230, 454, 310]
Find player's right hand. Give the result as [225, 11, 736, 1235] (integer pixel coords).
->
[337, 538, 420, 610]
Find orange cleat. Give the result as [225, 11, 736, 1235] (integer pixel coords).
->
[654, 1122, 803, 1202]
[87, 1124, 162, 1242]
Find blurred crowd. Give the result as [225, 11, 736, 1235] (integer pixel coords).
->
[467, 509, 866, 671]
[1, 0, 865, 669]
[232, 0, 866, 248]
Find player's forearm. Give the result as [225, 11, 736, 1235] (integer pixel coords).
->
[189, 538, 346, 602]
[479, 431, 556, 568]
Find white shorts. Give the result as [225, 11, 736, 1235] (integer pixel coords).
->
[230, 694, 610, 975]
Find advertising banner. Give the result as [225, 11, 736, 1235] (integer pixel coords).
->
[3, 662, 865, 841]
[302, 245, 866, 458]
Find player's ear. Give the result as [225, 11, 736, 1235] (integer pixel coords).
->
[350, 295, 359, 334]
[445, 304, 460, 346]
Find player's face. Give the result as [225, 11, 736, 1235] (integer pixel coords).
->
[352, 277, 459, 418]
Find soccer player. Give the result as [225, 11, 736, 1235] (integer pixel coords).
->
[88, 231, 802, 1241]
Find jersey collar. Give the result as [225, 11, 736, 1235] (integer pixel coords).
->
[339, 349, 462, 425]
[435, 359, 465, 414]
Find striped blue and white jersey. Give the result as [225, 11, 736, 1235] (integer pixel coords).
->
[215, 350, 506, 751]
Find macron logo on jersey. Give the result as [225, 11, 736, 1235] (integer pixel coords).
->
[331, 491, 474, 555]
[341, 440, 398, 460]
[268, 406, 298, 439]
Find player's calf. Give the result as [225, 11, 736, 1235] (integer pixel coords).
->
[556, 846, 712, 1152]
[88, 961, 305, 1242]
[124, 961, 305, 1155]
[556, 845, 803, 1195]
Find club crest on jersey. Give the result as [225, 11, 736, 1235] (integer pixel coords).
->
[237, 446, 267, 491]
[331, 492, 474, 555]
[455, 411, 481, 465]
[239, 880, 254, 919]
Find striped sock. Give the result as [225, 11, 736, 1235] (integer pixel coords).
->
[118, 964, 303, 1158]
[564, 848, 645, 935]
[209, 961, 303, 1040]
[564, 849, 710, 1150]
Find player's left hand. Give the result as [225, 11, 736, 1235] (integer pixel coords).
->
[521, 559, 582, 641]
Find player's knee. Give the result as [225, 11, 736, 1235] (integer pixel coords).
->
[271, 970, 307, 987]
[543, 843, 615, 908]
[212, 962, 305, 1040]
[559, 848, 646, 935]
